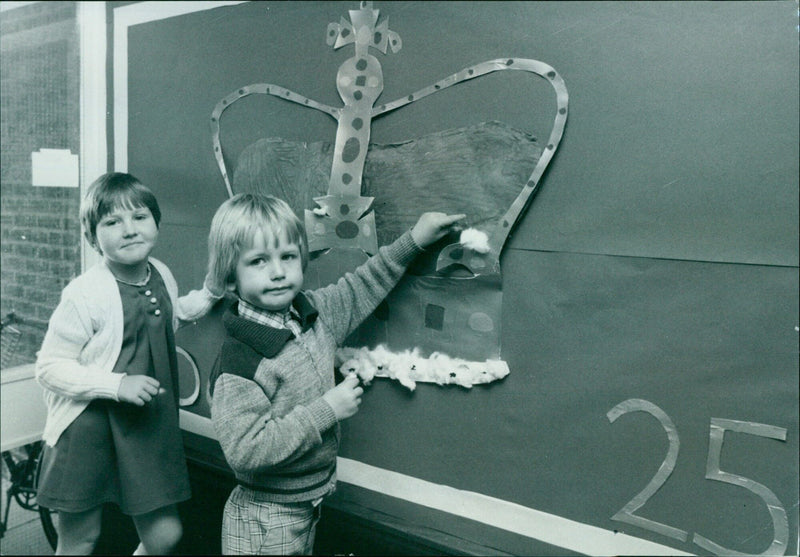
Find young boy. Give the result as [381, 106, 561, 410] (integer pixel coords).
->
[205, 193, 463, 555]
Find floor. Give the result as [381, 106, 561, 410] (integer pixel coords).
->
[0, 475, 54, 556]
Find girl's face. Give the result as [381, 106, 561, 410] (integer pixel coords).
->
[231, 227, 303, 312]
[95, 204, 158, 275]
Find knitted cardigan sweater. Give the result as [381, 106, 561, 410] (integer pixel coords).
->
[35, 257, 218, 447]
[209, 231, 421, 503]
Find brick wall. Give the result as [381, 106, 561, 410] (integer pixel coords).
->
[0, 1, 80, 368]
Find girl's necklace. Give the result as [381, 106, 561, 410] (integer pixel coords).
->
[114, 263, 151, 287]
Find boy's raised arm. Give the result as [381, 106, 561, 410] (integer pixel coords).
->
[307, 212, 464, 343]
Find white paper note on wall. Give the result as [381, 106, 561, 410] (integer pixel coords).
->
[31, 148, 79, 187]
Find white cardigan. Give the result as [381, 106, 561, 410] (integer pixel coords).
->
[36, 257, 218, 446]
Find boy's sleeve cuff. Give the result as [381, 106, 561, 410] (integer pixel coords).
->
[306, 397, 339, 432]
[384, 230, 424, 267]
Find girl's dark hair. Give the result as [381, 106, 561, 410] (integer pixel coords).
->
[80, 172, 161, 251]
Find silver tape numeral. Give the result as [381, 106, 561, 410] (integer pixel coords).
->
[692, 418, 789, 556]
[607, 399, 689, 541]
[608, 399, 790, 555]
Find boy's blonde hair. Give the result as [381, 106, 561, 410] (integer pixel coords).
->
[207, 193, 309, 293]
[80, 172, 161, 253]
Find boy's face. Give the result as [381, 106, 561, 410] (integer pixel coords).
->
[231, 227, 304, 312]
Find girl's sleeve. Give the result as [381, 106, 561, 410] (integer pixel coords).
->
[211, 372, 337, 474]
[175, 282, 223, 322]
[306, 231, 422, 344]
[152, 258, 222, 326]
[35, 292, 123, 401]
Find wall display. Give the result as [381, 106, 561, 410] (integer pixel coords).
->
[107, 1, 798, 554]
[210, 1, 568, 387]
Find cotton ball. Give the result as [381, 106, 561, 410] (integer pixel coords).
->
[470, 360, 510, 384]
[312, 206, 328, 216]
[339, 358, 362, 379]
[448, 363, 474, 388]
[352, 347, 377, 384]
[393, 366, 417, 391]
[337, 347, 374, 384]
[405, 348, 428, 381]
[367, 344, 393, 377]
[427, 352, 452, 385]
[487, 360, 510, 380]
[459, 228, 490, 253]
[386, 350, 417, 391]
[336, 346, 360, 367]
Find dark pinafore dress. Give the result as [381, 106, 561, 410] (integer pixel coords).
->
[36, 264, 191, 515]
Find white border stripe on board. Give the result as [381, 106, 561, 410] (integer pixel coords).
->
[113, 1, 248, 171]
[177, 411, 690, 556]
[337, 457, 693, 557]
[116, 0, 248, 27]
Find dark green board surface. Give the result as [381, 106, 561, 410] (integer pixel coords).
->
[117, 1, 798, 554]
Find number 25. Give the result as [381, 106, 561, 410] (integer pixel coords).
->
[607, 399, 789, 555]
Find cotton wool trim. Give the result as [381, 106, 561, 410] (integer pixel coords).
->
[335, 345, 509, 391]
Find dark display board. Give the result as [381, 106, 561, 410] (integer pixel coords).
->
[115, 2, 798, 554]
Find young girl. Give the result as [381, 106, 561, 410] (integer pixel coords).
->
[35, 172, 218, 555]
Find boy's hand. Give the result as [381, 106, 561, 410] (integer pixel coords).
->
[117, 375, 165, 406]
[322, 374, 363, 420]
[410, 212, 466, 248]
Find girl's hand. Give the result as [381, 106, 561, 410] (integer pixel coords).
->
[410, 212, 466, 248]
[117, 375, 165, 406]
[322, 374, 363, 420]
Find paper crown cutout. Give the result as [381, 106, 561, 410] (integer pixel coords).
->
[209, 1, 569, 386]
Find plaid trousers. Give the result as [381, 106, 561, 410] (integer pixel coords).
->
[221, 485, 321, 555]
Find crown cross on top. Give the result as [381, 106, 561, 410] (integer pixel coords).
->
[326, 1, 402, 55]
